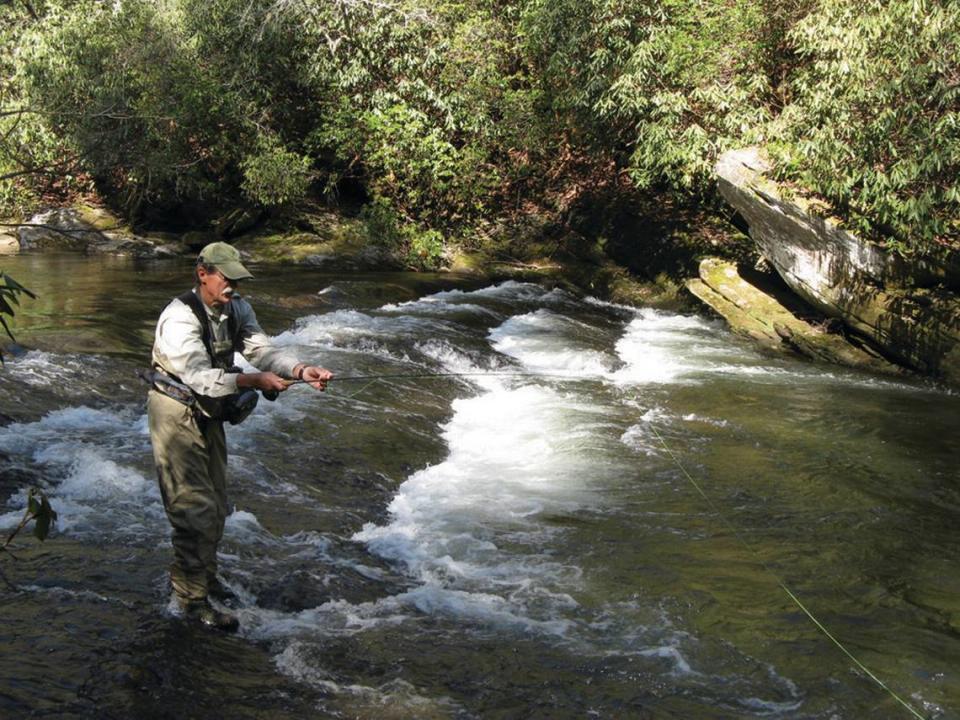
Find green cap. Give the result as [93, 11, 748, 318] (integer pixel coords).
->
[198, 242, 254, 280]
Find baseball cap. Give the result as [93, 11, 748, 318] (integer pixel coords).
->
[198, 242, 254, 280]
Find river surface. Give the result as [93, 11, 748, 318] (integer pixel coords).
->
[0, 252, 957, 719]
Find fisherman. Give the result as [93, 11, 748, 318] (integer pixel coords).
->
[146, 242, 332, 631]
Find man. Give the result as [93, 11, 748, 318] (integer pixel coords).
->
[147, 241, 332, 631]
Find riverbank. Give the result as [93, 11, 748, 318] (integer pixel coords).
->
[0, 199, 931, 385]
[1, 201, 704, 305]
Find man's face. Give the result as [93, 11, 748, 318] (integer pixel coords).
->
[197, 266, 241, 308]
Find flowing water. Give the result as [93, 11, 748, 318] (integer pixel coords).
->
[0, 252, 958, 719]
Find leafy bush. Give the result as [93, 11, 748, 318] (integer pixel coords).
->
[241, 142, 313, 208]
[406, 227, 446, 270]
[771, 0, 960, 251]
[2, 0, 955, 259]
[521, 0, 775, 194]
[16, 0, 247, 215]
[361, 196, 405, 249]
[0, 271, 35, 363]
[361, 196, 446, 270]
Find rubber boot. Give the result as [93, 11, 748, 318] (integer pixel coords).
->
[182, 598, 239, 632]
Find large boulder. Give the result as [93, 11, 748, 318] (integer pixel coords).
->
[17, 208, 105, 250]
[715, 148, 960, 386]
[14, 207, 169, 257]
[0, 230, 17, 254]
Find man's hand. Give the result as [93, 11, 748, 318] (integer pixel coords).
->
[237, 371, 290, 393]
[300, 366, 333, 391]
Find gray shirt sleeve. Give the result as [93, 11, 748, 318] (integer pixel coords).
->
[151, 296, 301, 398]
[231, 298, 300, 378]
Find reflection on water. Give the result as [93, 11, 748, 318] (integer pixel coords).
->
[0, 252, 958, 719]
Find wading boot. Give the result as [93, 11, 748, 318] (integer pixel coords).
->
[207, 577, 239, 607]
[182, 598, 239, 632]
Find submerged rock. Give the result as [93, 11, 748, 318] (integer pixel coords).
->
[257, 566, 408, 613]
[18, 208, 105, 250]
[715, 148, 960, 386]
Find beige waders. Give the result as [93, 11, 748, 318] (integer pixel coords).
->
[147, 389, 228, 603]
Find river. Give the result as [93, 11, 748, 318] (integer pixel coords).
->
[0, 252, 957, 719]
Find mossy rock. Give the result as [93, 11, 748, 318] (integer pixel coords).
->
[689, 257, 901, 373]
[76, 203, 128, 233]
[234, 212, 400, 269]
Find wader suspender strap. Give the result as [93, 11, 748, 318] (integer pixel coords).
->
[177, 290, 243, 369]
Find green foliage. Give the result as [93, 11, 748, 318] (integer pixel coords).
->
[406, 227, 446, 270]
[361, 195, 447, 269]
[241, 141, 313, 208]
[0, 271, 36, 364]
[14, 0, 248, 214]
[361, 196, 405, 249]
[26, 488, 57, 541]
[521, 0, 775, 194]
[1, 488, 57, 589]
[294, 0, 513, 224]
[0, 0, 955, 258]
[769, 0, 960, 250]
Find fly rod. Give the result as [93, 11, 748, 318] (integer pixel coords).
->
[283, 371, 592, 384]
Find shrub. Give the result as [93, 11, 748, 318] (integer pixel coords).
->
[241, 142, 313, 208]
[771, 0, 960, 252]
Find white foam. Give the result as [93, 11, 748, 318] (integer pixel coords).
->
[0, 406, 138, 455]
[19, 584, 134, 608]
[452, 280, 552, 302]
[612, 310, 723, 384]
[414, 339, 500, 376]
[0, 350, 106, 387]
[0, 405, 165, 538]
[681, 413, 729, 428]
[35, 446, 154, 501]
[381, 297, 499, 319]
[638, 644, 695, 675]
[275, 643, 460, 714]
[398, 584, 575, 636]
[488, 310, 616, 376]
[224, 509, 277, 545]
[352, 368, 624, 634]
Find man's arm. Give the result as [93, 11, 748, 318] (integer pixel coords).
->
[234, 299, 333, 391]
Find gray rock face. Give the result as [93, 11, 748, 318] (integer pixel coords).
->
[715, 148, 960, 386]
[14, 207, 169, 258]
[18, 209, 105, 250]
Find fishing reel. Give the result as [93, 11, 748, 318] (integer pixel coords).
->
[222, 389, 259, 425]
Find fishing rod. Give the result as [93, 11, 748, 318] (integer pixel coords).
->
[283, 371, 592, 385]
